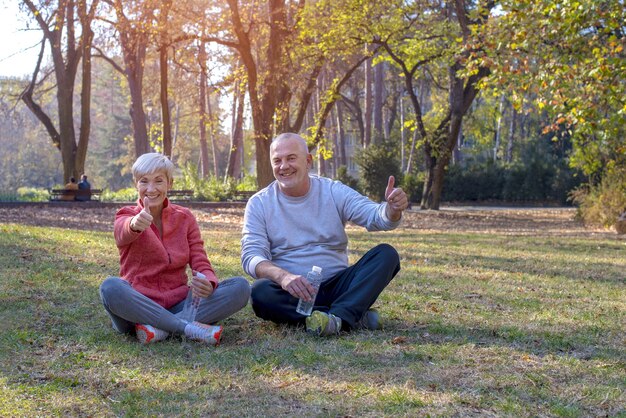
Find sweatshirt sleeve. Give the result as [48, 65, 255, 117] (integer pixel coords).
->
[332, 181, 401, 231]
[241, 196, 272, 279]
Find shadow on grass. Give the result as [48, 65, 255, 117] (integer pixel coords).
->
[349, 231, 625, 285]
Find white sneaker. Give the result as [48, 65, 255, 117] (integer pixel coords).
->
[135, 324, 169, 344]
[184, 321, 223, 346]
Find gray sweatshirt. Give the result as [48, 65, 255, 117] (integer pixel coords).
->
[241, 175, 400, 281]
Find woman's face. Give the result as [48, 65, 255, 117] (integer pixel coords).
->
[136, 169, 172, 211]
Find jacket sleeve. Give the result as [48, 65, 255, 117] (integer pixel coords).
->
[114, 206, 143, 247]
[186, 212, 219, 289]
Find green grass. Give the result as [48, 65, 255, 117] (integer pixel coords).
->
[0, 219, 624, 417]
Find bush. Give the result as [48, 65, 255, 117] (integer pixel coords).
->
[0, 188, 49, 202]
[235, 174, 258, 192]
[178, 163, 261, 201]
[445, 162, 505, 201]
[17, 187, 50, 202]
[355, 141, 402, 201]
[443, 139, 583, 204]
[571, 165, 626, 228]
[402, 173, 423, 204]
[102, 187, 137, 202]
[335, 166, 360, 192]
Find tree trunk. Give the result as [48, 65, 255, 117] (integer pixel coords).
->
[452, 127, 463, 165]
[127, 75, 150, 158]
[198, 42, 211, 177]
[506, 104, 517, 163]
[226, 0, 287, 188]
[493, 95, 505, 161]
[206, 89, 219, 177]
[373, 60, 384, 142]
[111, 0, 153, 158]
[335, 102, 346, 167]
[363, 56, 372, 147]
[226, 75, 245, 179]
[400, 92, 405, 172]
[159, 45, 172, 157]
[21, 0, 98, 182]
[76, 0, 94, 179]
[386, 85, 399, 141]
[159, 0, 173, 157]
[420, 63, 489, 209]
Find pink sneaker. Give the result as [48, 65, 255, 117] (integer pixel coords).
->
[184, 321, 223, 346]
[135, 324, 169, 344]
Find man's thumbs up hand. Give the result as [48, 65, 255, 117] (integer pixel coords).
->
[384, 176, 396, 201]
[383, 175, 408, 221]
[130, 197, 154, 232]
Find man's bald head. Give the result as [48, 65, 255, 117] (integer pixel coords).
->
[271, 133, 309, 155]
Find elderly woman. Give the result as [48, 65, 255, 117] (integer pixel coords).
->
[99, 153, 250, 345]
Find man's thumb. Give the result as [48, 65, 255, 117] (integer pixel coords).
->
[385, 176, 395, 199]
[143, 197, 151, 215]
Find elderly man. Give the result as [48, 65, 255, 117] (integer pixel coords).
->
[241, 133, 408, 336]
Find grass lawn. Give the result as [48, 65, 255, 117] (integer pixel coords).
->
[0, 208, 624, 417]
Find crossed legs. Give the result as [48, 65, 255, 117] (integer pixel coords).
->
[250, 243, 400, 330]
[99, 276, 250, 335]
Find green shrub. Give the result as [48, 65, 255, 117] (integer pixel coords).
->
[401, 173, 423, 204]
[355, 141, 402, 201]
[235, 174, 258, 192]
[571, 165, 626, 228]
[335, 166, 360, 192]
[443, 139, 582, 203]
[101, 187, 137, 202]
[445, 162, 505, 201]
[16, 187, 49, 202]
[179, 163, 256, 201]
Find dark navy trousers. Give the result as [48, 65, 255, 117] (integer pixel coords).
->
[250, 243, 400, 330]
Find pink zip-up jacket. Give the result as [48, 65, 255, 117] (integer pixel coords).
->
[114, 198, 218, 309]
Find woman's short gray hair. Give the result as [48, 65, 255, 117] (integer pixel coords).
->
[132, 153, 174, 182]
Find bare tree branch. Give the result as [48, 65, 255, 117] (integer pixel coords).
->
[19, 37, 61, 150]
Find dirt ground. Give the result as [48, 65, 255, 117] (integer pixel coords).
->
[0, 202, 618, 238]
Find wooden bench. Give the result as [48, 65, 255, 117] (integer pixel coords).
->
[49, 188, 102, 201]
[230, 190, 256, 202]
[168, 189, 194, 201]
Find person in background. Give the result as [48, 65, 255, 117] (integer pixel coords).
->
[61, 177, 78, 201]
[241, 133, 408, 337]
[99, 153, 250, 346]
[76, 174, 91, 201]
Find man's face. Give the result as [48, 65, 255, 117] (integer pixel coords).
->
[270, 137, 312, 197]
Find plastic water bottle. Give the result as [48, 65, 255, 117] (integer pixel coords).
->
[181, 272, 205, 322]
[296, 266, 323, 316]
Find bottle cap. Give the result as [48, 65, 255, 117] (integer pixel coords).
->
[312, 266, 322, 273]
